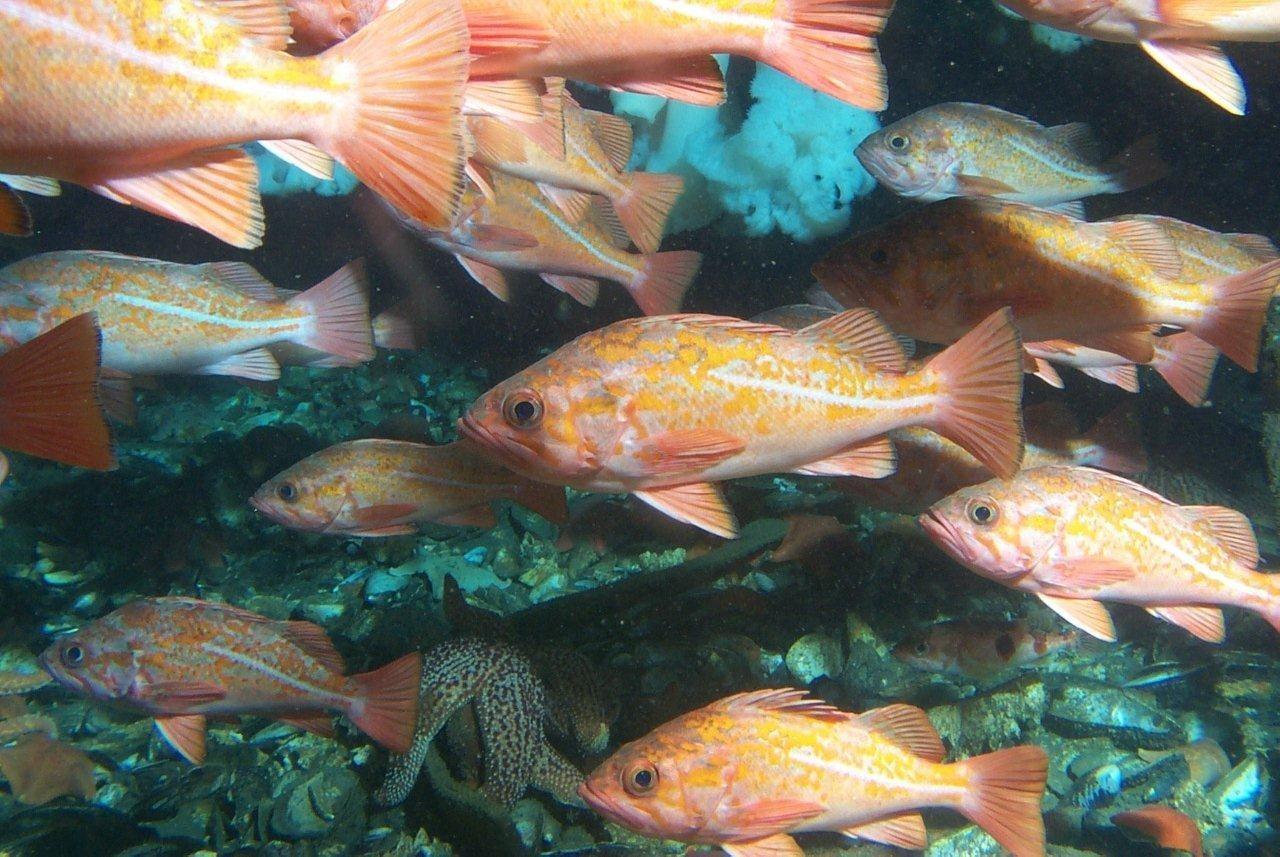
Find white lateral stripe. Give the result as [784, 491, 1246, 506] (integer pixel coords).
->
[1005, 138, 1097, 183]
[708, 366, 936, 411]
[0, 1, 334, 108]
[567, 136, 623, 193]
[527, 195, 630, 275]
[789, 746, 945, 797]
[114, 293, 300, 333]
[644, 0, 768, 30]
[203, 642, 346, 704]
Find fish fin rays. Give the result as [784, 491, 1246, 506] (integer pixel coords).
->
[279, 714, 338, 739]
[842, 812, 927, 849]
[1033, 557, 1136, 591]
[953, 173, 1018, 197]
[196, 348, 281, 381]
[1140, 39, 1245, 115]
[1146, 605, 1226, 642]
[281, 621, 347, 673]
[797, 308, 907, 372]
[1037, 593, 1117, 641]
[596, 55, 726, 106]
[155, 714, 208, 764]
[765, 0, 893, 110]
[1178, 505, 1259, 567]
[855, 704, 945, 762]
[456, 256, 512, 301]
[1098, 219, 1182, 279]
[0, 185, 33, 237]
[793, 435, 896, 478]
[722, 833, 804, 857]
[258, 139, 334, 181]
[1079, 363, 1140, 393]
[719, 800, 826, 841]
[633, 483, 737, 538]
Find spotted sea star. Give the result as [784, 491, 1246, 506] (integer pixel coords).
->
[375, 637, 586, 808]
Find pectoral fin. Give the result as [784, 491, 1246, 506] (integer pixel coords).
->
[634, 428, 746, 475]
[1033, 557, 1136, 591]
[953, 173, 1018, 196]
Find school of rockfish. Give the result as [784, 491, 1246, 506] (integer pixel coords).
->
[3, 0, 1280, 854]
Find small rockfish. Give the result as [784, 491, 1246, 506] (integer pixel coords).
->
[580, 688, 1048, 857]
[812, 198, 1280, 371]
[468, 0, 894, 109]
[894, 619, 1080, 679]
[469, 90, 683, 253]
[841, 402, 1145, 513]
[856, 103, 1164, 210]
[0, 313, 114, 476]
[0, 251, 373, 380]
[460, 308, 1025, 538]
[39, 596, 422, 763]
[252, 438, 568, 536]
[0, 0, 469, 246]
[1025, 331, 1220, 407]
[412, 174, 701, 315]
[920, 465, 1280, 643]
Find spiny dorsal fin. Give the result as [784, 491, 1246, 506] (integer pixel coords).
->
[718, 688, 849, 722]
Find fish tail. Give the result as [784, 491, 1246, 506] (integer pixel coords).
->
[1103, 135, 1168, 193]
[956, 745, 1048, 857]
[0, 314, 114, 471]
[372, 303, 417, 352]
[1184, 259, 1280, 371]
[613, 172, 684, 255]
[765, 0, 894, 110]
[1076, 403, 1147, 474]
[1150, 333, 1218, 407]
[628, 251, 701, 315]
[288, 262, 375, 363]
[350, 651, 423, 754]
[924, 308, 1025, 479]
[319, 0, 469, 229]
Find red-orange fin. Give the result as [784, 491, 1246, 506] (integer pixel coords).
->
[1151, 333, 1218, 407]
[258, 139, 334, 181]
[720, 687, 848, 720]
[210, 0, 292, 50]
[538, 184, 593, 222]
[1179, 505, 1259, 567]
[1033, 557, 1136, 591]
[320, 0, 469, 229]
[925, 308, 1025, 478]
[1188, 259, 1280, 371]
[0, 184, 33, 236]
[1112, 804, 1204, 857]
[203, 261, 280, 301]
[1098, 218, 1182, 279]
[90, 148, 264, 249]
[584, 110, 634, 171]
[954, 173, 1018, 196]
[794, 435, 895, 478]
[461, 1, 551, 55]
[465, 79, 543, 125]
[279, 714, 338, 739]
[372, 305, 416, 351]
[766, 0, 893, 110]
[155, 714, 208, 765]
[1146, 605, 1226, 643]
[599, 55, 726, 106]
[720, 799, 826, 841]
[628, 250, 701, 315]
[282, 621, 346, 673]
[0, 313, 114, 470]
[1080, 363, 1139, 393]
[1226, 231, 1279, 259]
[1037, 593, 1116, 641]
[196, 347, 281, 381]
[288, 262, 374, 363]
[351, 502, 420, 530]
[1140, 39, 1244, 115]
[1029, 355, 1064, 388]
[146, 681, 228, 707]
[541, 273, 600, 307]
[722, 833, 804, 857]
[635, 428, 746, 476]
[842, 812, 927, 849]
[855, 704, 946, 762]
[1072, 327, 1156, 363]
[455, 256, 511, 301]
[957, 745, 1048, 857]
[798, 307, 907, 372]
[613, 172, 683, 255]
[97, 368, 136, 426]
[633, 482, 737, 539]
[350, 652, 422, 754]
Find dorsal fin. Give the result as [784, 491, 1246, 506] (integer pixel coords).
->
[797, 309, 907, 373]
[201, 261, 280, 301]
[1098, 219, 1183, 279]
[1046, 122, 1103, 161]
[718, 688, 849, 722]
[282, 621, 347, 673]
[1179, 505, 1259, 567]
[583, 109, 635, 171]
[638, 313, 792, 336]
[1075, 466, 1177, 505]
[1226, 232, 1280, 260]
[202, 0, 292, 50]
[854, 704, 945, 762]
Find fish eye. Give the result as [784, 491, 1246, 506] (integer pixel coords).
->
[966, 498, 998, 526]
[888, 134, 910, 151]
[622, 760, 658, 796]
[61, 643, 85, 668]
[502, 389, 544, 429]
[870, 247, 889, 265]
[913, 641, 929, 656]
[276, 482, 298, 503]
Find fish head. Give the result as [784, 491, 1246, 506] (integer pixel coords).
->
[251, 447, 357, 534]
[856, 111, 958, 200]
[39, 615, 138, 702]
[892, 629, 948, 671]
[919, 474, 1060, 582]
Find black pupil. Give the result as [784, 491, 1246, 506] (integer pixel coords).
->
[64, 645, 83, 665]
[633, 769, 652, 788]
[870, 248, 888, 264]
[915, 642, 928, 655]
[974, 505, 991, 522]
[513, 400, 536, 423]
[890, 135, 907, 149]
[278, 483, 296, 501]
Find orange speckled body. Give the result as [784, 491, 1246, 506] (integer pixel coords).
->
[462, 314, 950, 493]
[0, 251, 320, 375]
[922, 465, 1280, 640]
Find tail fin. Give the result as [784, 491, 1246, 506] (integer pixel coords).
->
[321, 0, 469, 229]
[350, 651, 422, 754]
[765, 0, 894, 109]
[957, 745, 1048, 857]
[628, 251, 701, 315]
[1184, 259, 1280, 371]
[0, 314, 114, 471]
[924, 308, 1025, 478]
[1151, 332, 1218, 407]
[289, 263, 375, 363]
[1104, 135, 1168, 193]
[613, 172, 684, 254]
[373, 303, 417, 351]
[1075, 403, 1147, 474]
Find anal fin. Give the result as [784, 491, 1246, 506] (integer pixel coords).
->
[842, 812, 927, 849]
[1146, 605, 1226, 642]
[793, 435, 896, 478]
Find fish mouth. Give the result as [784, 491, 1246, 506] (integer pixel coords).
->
[918, 509, 974, 565]
[578, 780, 647, 831]
[458, 413, 541, 470]
[855, 140, 911, 193]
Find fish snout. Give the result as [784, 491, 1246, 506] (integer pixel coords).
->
[918, 509, 974, 565]
[855, 139, 908, 190]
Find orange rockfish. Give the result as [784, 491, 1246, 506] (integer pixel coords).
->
[460, 308, 1025, 538]
[469, 91, 683, 254]
[39, 596, 422, 763]
[0, 251, 372, 380]
[995, 0, 1280, 114]
[467, 0, 894, 108]
[0, 313, 114, 476]
[920, 465, 1280, 643]
[0, 0, 469, 247]
[580, 688, 1048, 856]
[841, 402, 1145, 514]
[856, 103, 1164, 211]
[1024, 331, 1220, 407]
[812, 198, 1280, 371]
[894, 619, 1080, 679]
[252, 438, 568, 535]
[411, 174, 701, 315]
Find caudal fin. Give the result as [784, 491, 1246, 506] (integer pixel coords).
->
[957, 745, 1048, 857]
[925, 308, 1025, 478]
[322, 0, 469, 229]
[373, 303, 417, 352]
[766, 0, 894, 110]
[1104, 135, 1168, 194]
[290, 263, 375, 363]
[1077, 403, 1147, 474]
[1184, 259, 1280, 371]
[613, 172, 684, 254]
[628, 251, 701, 315]
[350, 651, 422, 754]
[0, 314, 114, 471]
[1151, 332, 1218, 407]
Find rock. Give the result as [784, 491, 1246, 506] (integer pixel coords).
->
[927, 675, 1049, 756]
[784, 632, 843, 685]
[1045, 680, 1185, 750]
[270, 768, 364, 843]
